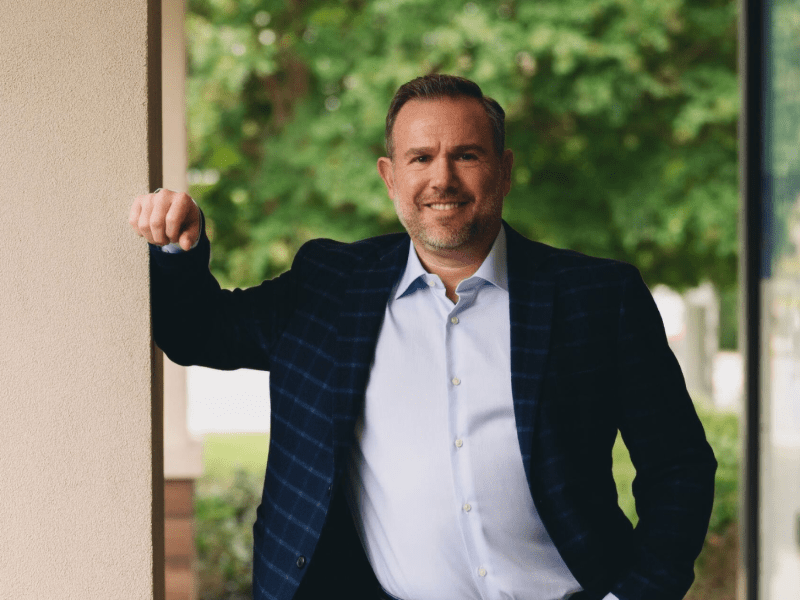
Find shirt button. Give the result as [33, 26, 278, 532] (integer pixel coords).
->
[450, 316, 459, 324]
[451, 377, 460, 386]
[455, 439, 463, 448]
[478, 567, 487, 577]
[296, 555, 306, 569]
[463, 503, 471, 512]
[427, 279, 436, 287]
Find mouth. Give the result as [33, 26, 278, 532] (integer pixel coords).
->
[424, 202, 468, 211]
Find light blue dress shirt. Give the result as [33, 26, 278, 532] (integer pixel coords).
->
[345, 229, 619, 600]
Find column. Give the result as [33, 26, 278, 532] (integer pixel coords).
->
[0, 0, 164, 597]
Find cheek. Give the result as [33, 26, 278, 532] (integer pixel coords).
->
[395, 178, 425, 204]
[390, 191, 414, 215]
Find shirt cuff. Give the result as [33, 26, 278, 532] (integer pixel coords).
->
[601, 594, 620, 600]
[159, 239, 198, 253]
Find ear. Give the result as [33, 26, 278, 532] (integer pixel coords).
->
[377, 156, 395, 199]
[501, 149, 514, 196]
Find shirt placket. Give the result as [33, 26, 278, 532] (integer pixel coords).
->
[441, 281, 494, 599]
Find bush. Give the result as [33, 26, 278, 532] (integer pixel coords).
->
[697, 405, 739, 535]
[688, 405, 739, 600]
[195, 469, 261, 600]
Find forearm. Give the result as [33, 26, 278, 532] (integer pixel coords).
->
[149, 218, 297, 371]
[149, 226, 225, 366]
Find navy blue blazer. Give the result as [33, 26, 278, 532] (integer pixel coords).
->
[150, 221, 716, 600]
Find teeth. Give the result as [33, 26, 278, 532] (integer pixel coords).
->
[428, 203, 462, 211]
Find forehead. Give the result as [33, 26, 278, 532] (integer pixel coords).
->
[392, 97, 493, 151]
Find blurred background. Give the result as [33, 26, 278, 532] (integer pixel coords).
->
[158, 1, 800, 599]
[186, 0, 739, 300]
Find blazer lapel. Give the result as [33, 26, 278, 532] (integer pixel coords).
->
[333, 235, 410, 467]
[504, 222, 556, 486]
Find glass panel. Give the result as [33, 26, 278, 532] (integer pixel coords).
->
[761, 0, 800, 596]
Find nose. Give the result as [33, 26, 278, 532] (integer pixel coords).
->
[429, 156, 458, 194]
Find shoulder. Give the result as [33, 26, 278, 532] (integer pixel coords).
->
[299, 232, 408, 260]
[291, 232, 409, 279]
[546, 248, 647, 317]
[545, 246, 640, 287]
[506, 225, 640, 288]
[504, 226, 649, 323]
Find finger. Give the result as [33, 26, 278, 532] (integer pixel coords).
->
[179, 230, 195, 251]
[149, 192, 170, 245]
[137, 194, 156, 244]
[169, 195, 201, 249]
[164, 194, 190, 243]
[129, 198, 143, 235]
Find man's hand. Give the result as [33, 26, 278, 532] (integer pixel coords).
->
[130, 189, 201, 251]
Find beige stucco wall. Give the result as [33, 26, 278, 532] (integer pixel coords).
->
[0, 0, 163, 597]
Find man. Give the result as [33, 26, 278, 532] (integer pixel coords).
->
[132, 75, 716, 600]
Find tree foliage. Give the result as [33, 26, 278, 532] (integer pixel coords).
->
[186, 0, 738, 291]
[766, 0, 800, 273]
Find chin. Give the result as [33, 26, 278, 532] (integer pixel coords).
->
[419, 228, 472, 250]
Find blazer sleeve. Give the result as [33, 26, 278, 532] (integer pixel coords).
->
[609, 266, 717, 600]
[149, 214, 301, 371]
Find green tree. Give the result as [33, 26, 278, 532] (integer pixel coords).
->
[186, 0, 738, 295]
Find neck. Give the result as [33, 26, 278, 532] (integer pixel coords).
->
[413, 225, 500, 303]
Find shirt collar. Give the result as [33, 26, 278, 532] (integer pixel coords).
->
[394, 226, 508, 300]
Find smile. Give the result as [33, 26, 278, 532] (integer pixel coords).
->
[426, 202, 467, 211]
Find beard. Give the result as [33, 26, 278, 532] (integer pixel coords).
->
[397, 187, 504, 251]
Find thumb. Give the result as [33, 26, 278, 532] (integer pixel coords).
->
[179, 229, 198, 251]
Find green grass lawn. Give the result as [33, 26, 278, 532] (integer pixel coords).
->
[200, 432, 270, 483]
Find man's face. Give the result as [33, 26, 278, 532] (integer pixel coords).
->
[377, 97, 513, 256]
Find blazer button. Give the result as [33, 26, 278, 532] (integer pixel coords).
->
[326, 485, 332, 496]
[296, 555, 306, 569]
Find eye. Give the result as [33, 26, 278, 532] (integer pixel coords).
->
[412, 155, 430, 163]
[458, 153, 478, 161]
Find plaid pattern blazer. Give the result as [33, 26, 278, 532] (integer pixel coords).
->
[150, 221, 716, 600]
